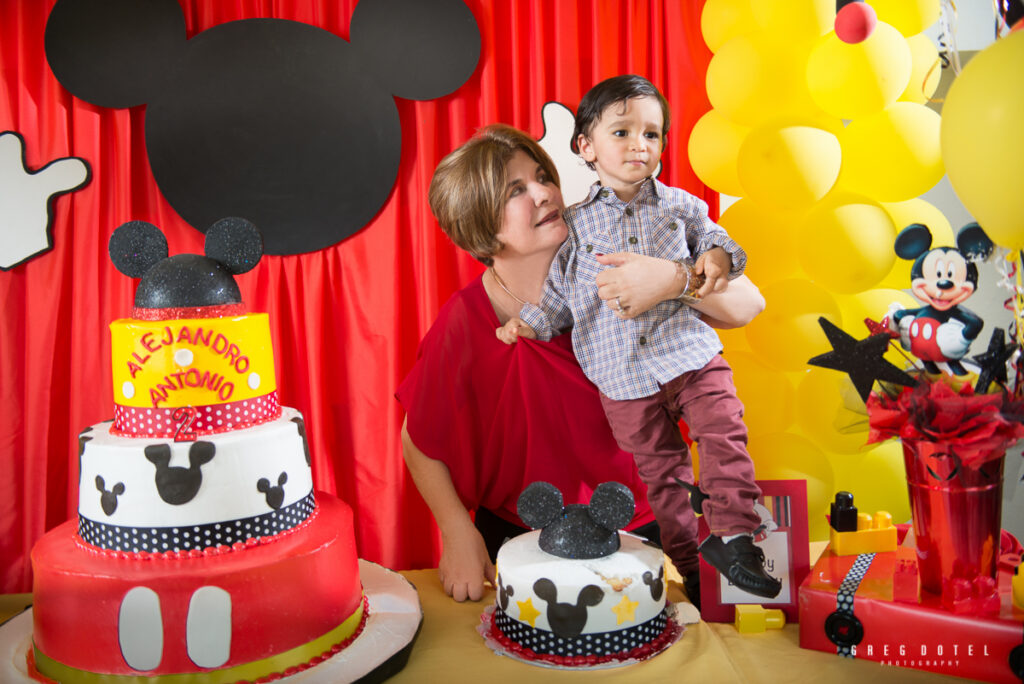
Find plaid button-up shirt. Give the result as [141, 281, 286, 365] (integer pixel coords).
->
[520, 178, 746, 400]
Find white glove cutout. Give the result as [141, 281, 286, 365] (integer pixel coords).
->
[936, 318, 971, 360]
[0, 131, 90, 270]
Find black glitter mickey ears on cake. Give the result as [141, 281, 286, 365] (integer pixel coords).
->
[109, 217, 263, 310]
[517, 482, 635, 560]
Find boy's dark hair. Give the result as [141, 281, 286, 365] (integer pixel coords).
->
[571, 75, 671, 159]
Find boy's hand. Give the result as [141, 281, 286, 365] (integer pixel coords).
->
[496, 317, 536, 344]
[695, 247, 732, 297]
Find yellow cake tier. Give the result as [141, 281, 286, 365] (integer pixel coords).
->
[111, 314, 277, 409]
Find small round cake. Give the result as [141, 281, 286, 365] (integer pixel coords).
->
[489, 530, 676, 665]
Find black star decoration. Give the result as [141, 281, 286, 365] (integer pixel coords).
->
[807, 317, 918, 402]
[971, 327, 1017, 394]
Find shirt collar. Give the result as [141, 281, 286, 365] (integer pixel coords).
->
[584, 177, 659, 205]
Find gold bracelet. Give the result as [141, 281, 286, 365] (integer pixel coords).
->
[674, 259, 704, 303]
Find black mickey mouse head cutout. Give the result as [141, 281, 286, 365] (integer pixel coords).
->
[45, 0, 481, 255]
[109, 217, 262, 310]
[517, 481, 635, 560]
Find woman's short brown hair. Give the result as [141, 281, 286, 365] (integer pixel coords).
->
[429, 124, 560, 266]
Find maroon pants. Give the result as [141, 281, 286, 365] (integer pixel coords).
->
[599, 354, 761, 575]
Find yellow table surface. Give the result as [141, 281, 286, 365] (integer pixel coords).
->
[1, 547, 962, 683]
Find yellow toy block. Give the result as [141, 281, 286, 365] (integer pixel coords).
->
[734, 604, 785, 634]
[829, 510, 897, 556]
[1013, 563, 1024, 611]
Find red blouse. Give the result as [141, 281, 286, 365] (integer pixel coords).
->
[396, 275, 653, 529]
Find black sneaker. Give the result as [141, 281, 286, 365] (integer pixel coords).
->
[683, 570, 702, 611]
[699, 534, 782, 599]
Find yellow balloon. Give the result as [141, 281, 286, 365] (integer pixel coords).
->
[737, 124, 842, 209]
[688, 109, 749, 197]
[746, 278, 841, 371]
[748, 432, 835, 540]
[867, 0, 940, 37]
[899, 33, 941, 104]
[716, 326, 752, 354]
[728, 350, 797, 437]
[701, 0, 758, 53]
[828, 440, 912, 524]
[796, 367, 872, 454]
[837, 102, 944, 202]
[718, 199, 805, 285]
[797, 193, 896, 294]
[878, 198, 954, 289]
[708, 33, 826, 127]
[941, 30, 1024, 249]
[751, 0, 834, 44]
[806, 22, 912, 120]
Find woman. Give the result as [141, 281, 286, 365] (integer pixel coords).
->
[396, 124, 763, 602]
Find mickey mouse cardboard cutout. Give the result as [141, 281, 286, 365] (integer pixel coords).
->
[44, 0, 481, 255]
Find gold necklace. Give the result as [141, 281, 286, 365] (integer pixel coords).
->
[489, 267, 528, 306]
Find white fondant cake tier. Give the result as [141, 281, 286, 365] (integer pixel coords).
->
[494, 531, 666, 639]
[77, 407, 313, 551]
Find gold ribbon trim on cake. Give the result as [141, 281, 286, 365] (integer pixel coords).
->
[31, 595, 367, 684]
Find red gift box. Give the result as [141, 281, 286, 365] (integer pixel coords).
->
[799, 527, 1024, 683]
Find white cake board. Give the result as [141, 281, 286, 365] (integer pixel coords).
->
[0, 560, 421, 684]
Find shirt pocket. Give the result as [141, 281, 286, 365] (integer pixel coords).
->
[649, 215, 692, 260]
[571, 237, 616, 289]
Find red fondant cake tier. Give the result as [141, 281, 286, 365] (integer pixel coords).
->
[31, 493, 363, 682]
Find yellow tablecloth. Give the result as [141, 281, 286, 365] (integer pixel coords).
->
[1, 564, 962, 683]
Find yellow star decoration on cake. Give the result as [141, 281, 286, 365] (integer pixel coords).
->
[611, 595, 638, 625]
[517, 597, 541, 627]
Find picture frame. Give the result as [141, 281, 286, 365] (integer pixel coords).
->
[697, 479, 810, 623]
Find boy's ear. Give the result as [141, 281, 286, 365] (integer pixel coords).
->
[576, 133, 596, 162]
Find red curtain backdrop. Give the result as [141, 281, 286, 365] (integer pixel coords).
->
[0, 0, 713, 593]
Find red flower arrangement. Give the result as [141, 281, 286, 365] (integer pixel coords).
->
[866, 377, 1024, 469]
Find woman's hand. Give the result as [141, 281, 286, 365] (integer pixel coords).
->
[401, 419, 496, 602]
[593, 252, 679, 319]
[439, 520, 496, 602]
[690, 275, 765, 328]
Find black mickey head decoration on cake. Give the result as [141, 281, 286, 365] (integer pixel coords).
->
[291, 416, 311, 467]
[95, 475, 125, 516]
[517, 481, 635, 559]
[144, 442, 215, 505]
[532, 579, 604, 639]
[45, 0, 481, 254]
[109, 217, 262, 310]
[257, 472, 288, 510]
[77, 426, 93, 486]
[643, 566, 665, 601]
[497, 574, 515, 612]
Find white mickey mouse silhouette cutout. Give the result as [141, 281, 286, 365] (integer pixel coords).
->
[0, 131, 90, 270]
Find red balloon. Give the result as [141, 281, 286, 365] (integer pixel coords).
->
[835, 2, 878, 44]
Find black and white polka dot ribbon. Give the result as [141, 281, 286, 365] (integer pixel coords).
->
[825, 552, 875, 658]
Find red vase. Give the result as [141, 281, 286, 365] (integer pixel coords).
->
[901, 439, 1004, 595]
